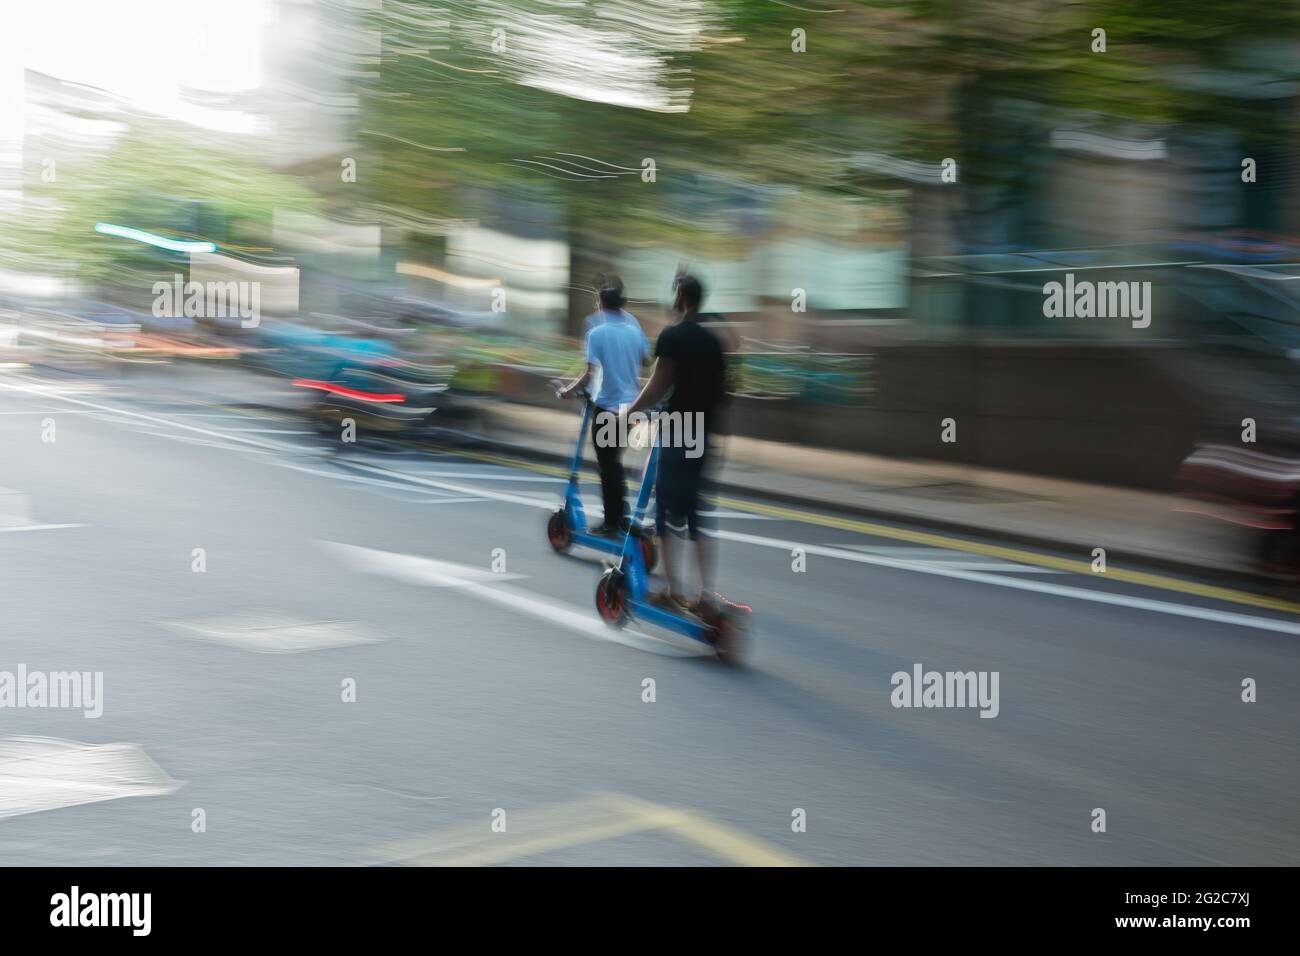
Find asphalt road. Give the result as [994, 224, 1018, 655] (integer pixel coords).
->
[1, 367, 1298, 865]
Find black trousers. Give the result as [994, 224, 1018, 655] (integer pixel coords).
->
[590, 406, 626, 529]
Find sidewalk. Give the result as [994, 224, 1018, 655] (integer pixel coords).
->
[477, 401, 1256, 582]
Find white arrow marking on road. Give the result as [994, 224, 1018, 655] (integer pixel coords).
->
[0, 736, 183, 821]
[315, 540, 710, 658]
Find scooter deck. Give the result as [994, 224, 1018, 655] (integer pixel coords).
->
[569, 528, 628, 556]
[626, 599, 714, 643]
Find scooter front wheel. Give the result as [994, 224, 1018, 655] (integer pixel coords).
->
[547, 509, 573, 553]
[595, 568, 628, 627]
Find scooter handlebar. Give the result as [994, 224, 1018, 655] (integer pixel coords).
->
[551, 381, 592, 404]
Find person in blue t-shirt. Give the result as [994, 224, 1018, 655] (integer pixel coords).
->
[557, 280, 649, 535]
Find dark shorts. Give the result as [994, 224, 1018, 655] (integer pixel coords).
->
[655, 434, 711, 540]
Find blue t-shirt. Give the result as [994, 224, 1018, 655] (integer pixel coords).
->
[582, 308, 643, 341]
[585, 310, 648, 409]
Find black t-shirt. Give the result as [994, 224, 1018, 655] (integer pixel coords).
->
[654, 317, 726, 424]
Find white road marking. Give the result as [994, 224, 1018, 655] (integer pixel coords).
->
[214, 427, 314, 435]
[841, 545, 1063, 573]
[0, 735, 183, 821]
[335, 462, 1261, 636]
[316, 542, 528, 586]
[160, 615, 383, 654]
[411, 495, 491, 505]
[364, 468, 565, 483]
[340, 460, 558, 509]
[0, 409, 99, 415]
[714, 528, 1300, 636]
[83, 415, 172, 427]
[164, 411, 289, 418]
[272, 460, 442, 492]
[0, 523, 86, 533]
[317, 541, 711, 658]
[123, 429, 274, 454]
[697, 510, 778, 521]
[0, 378, 299, 454]
[8, 377, 1294, 633]
[926, 563, 1062, 573]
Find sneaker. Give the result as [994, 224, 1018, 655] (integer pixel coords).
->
[648, 589, 698, 617]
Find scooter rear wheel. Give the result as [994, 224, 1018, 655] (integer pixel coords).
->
[595, 568, 628, 627]
[547, 509, 573, 553]
[704, 604, 751, 666]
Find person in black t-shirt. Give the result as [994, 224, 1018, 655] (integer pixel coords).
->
[627, 274, 728, 610]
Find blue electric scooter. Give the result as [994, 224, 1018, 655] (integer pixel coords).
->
[592, 422, 751, 664]
[547, 391, 658, 571]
